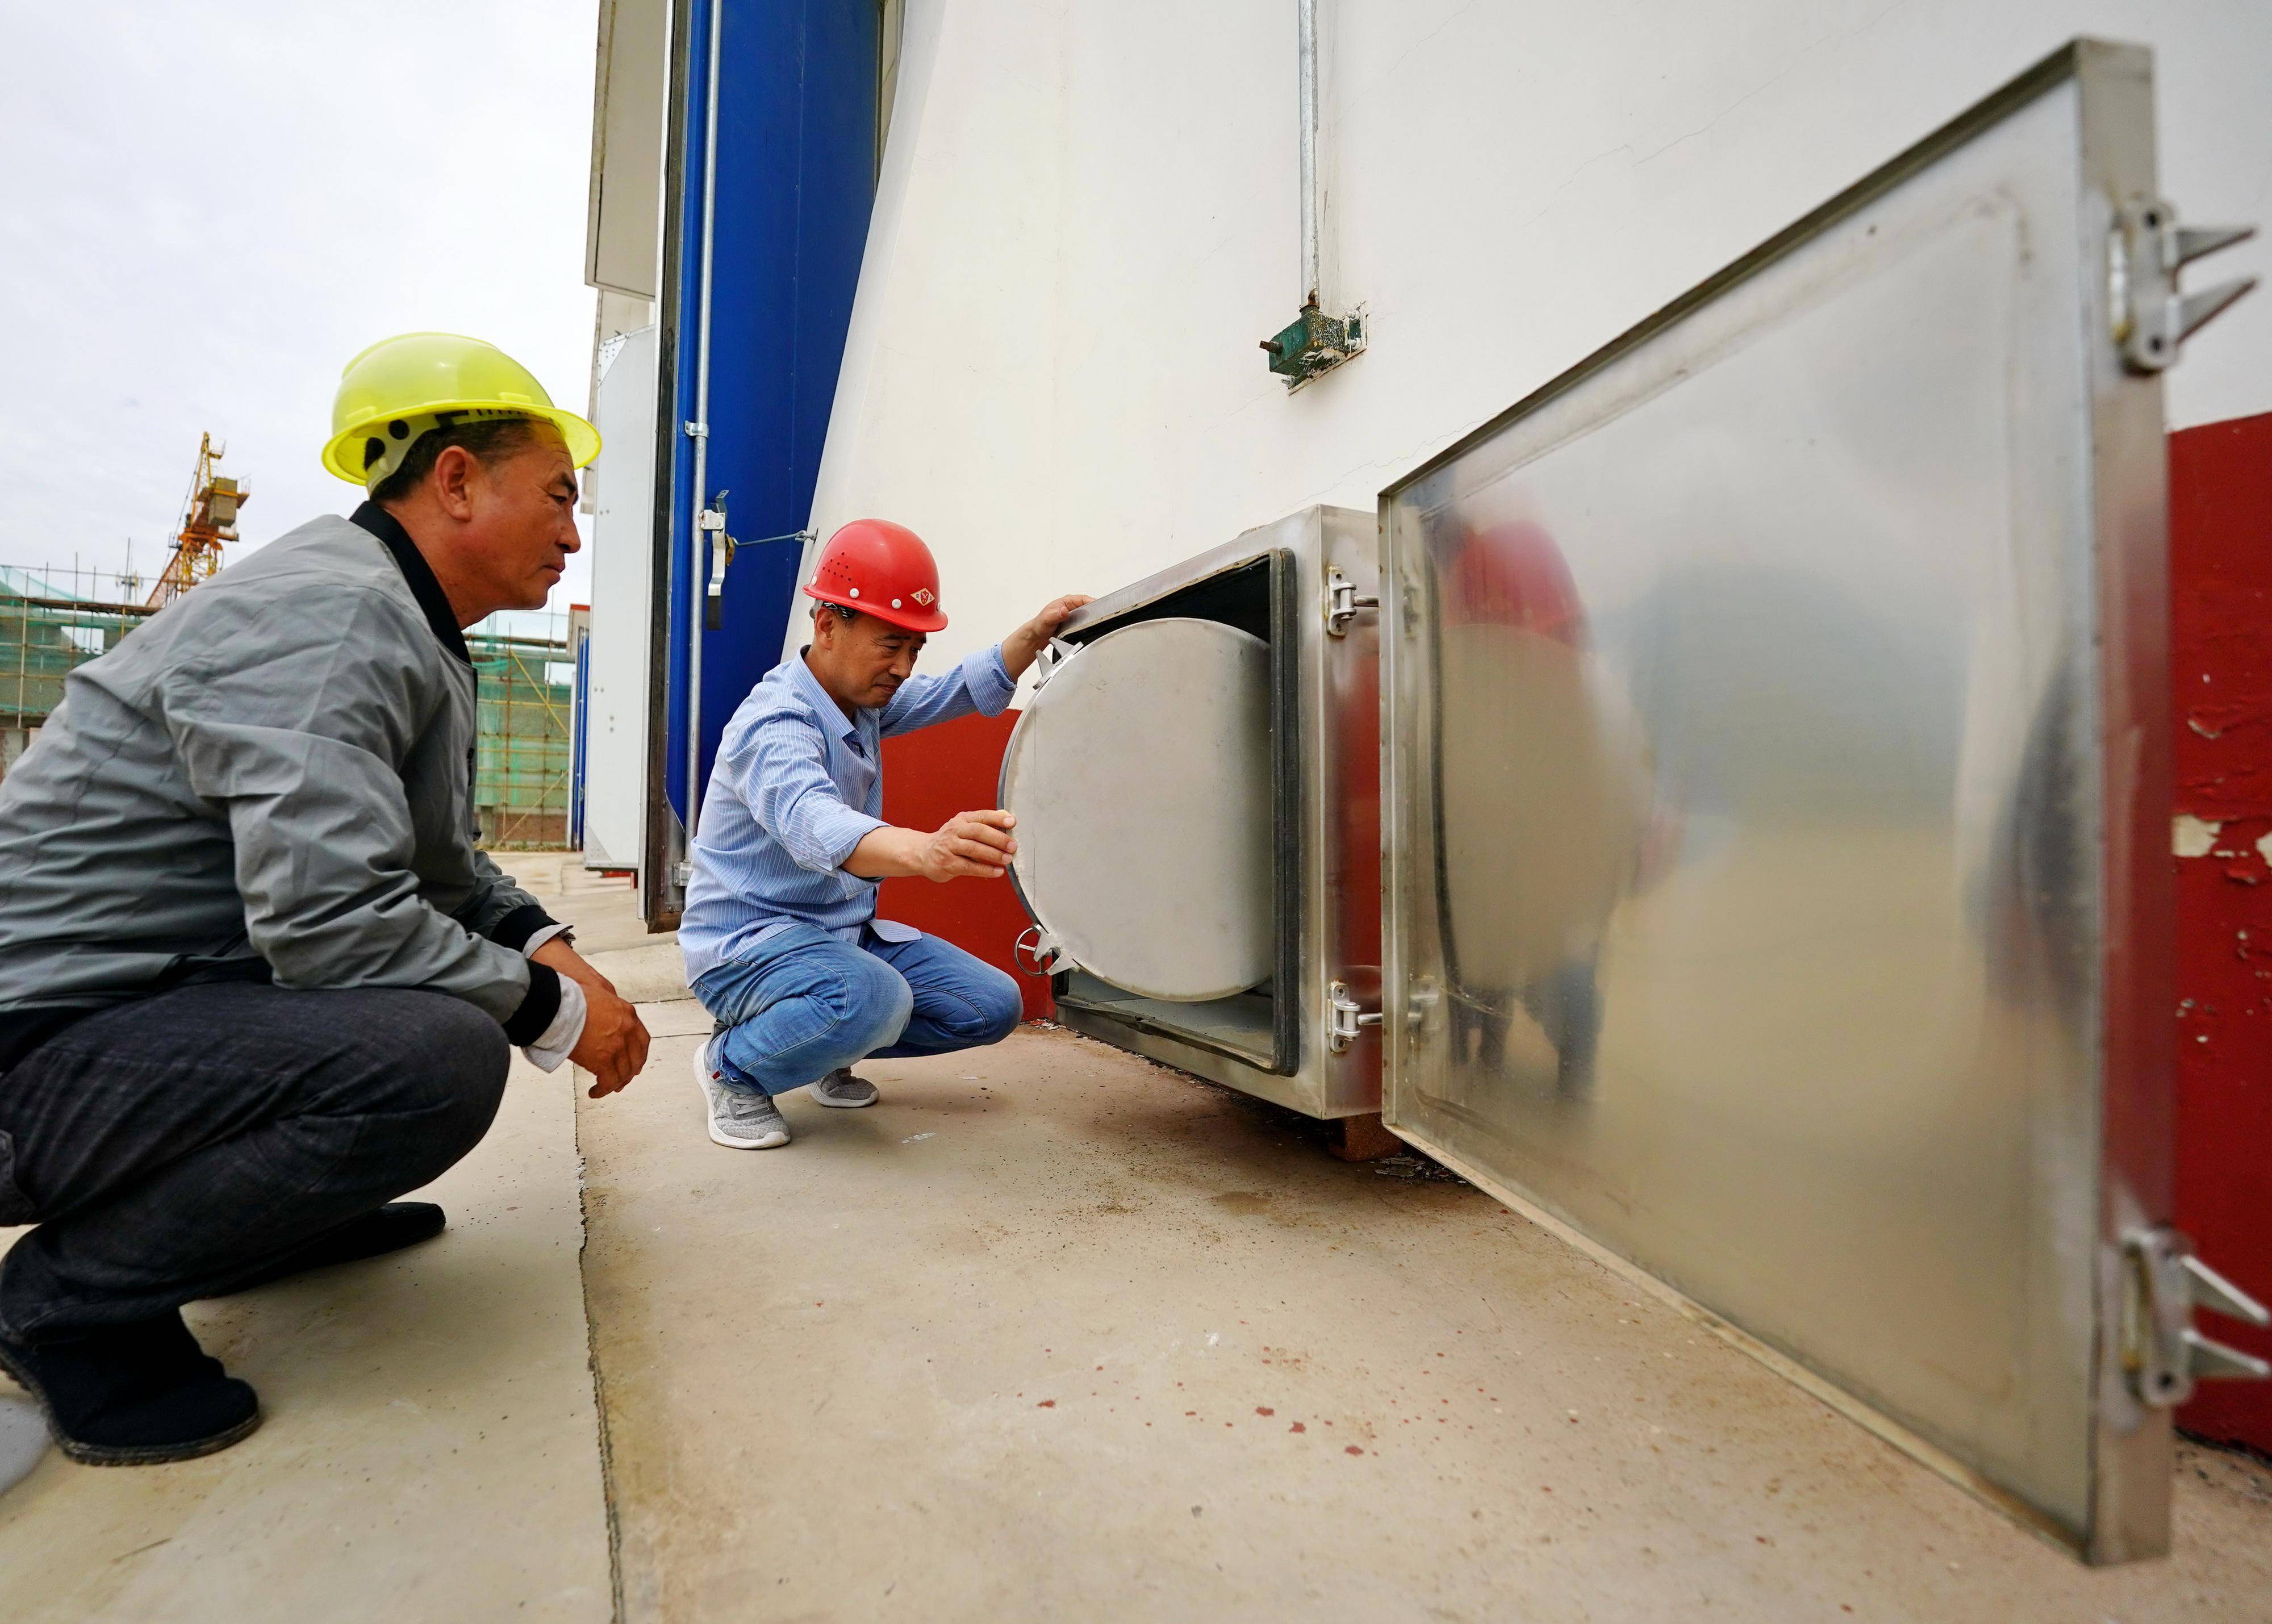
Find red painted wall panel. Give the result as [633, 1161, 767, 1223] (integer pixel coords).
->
[2170, 411, 2272, 1452]
[877, 709, 1054, 1021]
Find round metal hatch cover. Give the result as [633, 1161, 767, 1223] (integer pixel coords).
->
[1000, 616, 1272, 1003]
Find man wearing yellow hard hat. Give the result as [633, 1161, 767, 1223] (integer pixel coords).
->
[0, 333, 648, 1466]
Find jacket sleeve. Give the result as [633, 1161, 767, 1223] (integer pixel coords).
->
[460, 848, 562, 951]
[159, 585, 557, 1036]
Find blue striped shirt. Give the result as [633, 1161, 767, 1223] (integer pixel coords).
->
[679, 645, 1017, 983]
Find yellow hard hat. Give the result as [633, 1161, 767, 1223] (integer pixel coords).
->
[321, 331, 602, 487]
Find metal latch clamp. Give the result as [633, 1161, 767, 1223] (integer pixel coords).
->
[2121, 1225, 2271, 1407]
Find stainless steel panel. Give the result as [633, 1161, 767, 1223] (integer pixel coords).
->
[1003, 618, 1275, 1001]
[1380, 42, 2173, 1559]
[1039, 506, 1381, 1118]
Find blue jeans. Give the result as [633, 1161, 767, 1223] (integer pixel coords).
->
[690, 923, 1023, 1097]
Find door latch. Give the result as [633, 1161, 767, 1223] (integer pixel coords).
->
[699, 491, 736, 631]
[1325, 567, 1379, 637]
[2109, 201, 2257, 373]
[1326, 979, 1383, 1053]
[2121, 1225, 2270, 1408]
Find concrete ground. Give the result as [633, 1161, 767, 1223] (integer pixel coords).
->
[6, 852, 2272, 1620]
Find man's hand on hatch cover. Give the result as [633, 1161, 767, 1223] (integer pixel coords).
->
[1000, 595, 1096, 679]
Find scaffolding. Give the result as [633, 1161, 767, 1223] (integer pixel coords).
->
[0, 573, 577, 851]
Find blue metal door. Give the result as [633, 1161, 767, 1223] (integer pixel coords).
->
[648, 0, 879, 920]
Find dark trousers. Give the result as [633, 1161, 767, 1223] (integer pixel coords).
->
[0, 983, 509, 1342]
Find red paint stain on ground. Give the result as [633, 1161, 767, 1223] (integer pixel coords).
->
[1036, 1400, 1055, 1408]
[1255, 1406, 1275, 1417]
[1289, 1422, 1306, 1434]
[1344, 1445, 1364, 1456]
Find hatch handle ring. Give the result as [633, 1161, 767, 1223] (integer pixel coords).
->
[2121, 1225, 2271, 1407]
[1325, 567, 1379, 637]
[1014, 925, 1074, 978]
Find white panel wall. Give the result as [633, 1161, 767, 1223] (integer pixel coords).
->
[583, 324, 658, 871]
[801, 0, 2272, 677]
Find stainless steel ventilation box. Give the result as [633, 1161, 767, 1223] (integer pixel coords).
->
[999, 506, 1381, 1119]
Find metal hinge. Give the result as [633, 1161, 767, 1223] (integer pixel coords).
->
[1326, 979, 1383, 1053]
[2110, 201, 2257, 373]
[1014, 925, 1072, 978]
[683, 420, 709, 439]
[1030, 637, 1081, 690]
[2121, 1226, 2271, 1407]
[1325, 567, 1379, 638]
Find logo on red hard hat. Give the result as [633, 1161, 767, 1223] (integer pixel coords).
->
[802, 519, 947, 633]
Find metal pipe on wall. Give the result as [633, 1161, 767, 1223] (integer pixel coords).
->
[1297, 0, 1319, 306]
[684, 0, 724, 845]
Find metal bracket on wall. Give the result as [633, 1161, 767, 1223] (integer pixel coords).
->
[1326, 979, 1382, 1053]
[1323, 566, 1378, 637]
[699, 491, 734, 631]
[2110, 201, 2256, 372]
[2121, 1225, 2271, 1407]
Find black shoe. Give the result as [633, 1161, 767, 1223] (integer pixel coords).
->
[207, 1202, 449, 1297]
[0, 1312, 260, 1466]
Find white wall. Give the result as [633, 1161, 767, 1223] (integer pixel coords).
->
[583, 324, 658, 871]
[801, 0, 2272, 676]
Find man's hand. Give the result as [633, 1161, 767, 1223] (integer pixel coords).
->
[1000, 594, 1096, 679]
[845, 809, 1018, 883]
[532, 937, 652, 1098]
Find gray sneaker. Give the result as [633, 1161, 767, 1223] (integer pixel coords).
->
[812, 1068, 879, 1108]
[693, 1039, 791, 1149]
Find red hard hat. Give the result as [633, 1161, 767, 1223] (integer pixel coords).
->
[801, 519, 948, 633]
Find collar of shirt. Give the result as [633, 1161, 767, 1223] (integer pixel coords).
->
[784, 648, 871, 751]
[350, 500, 473, 667]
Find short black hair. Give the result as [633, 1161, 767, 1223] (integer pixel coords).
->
[369, 415, 543, 506]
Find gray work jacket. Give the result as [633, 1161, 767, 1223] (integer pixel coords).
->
[0, 504, 561, 1066]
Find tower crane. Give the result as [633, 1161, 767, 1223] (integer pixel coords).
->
[147, 433, 246, 608]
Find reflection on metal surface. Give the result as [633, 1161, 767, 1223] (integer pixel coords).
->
[1381, 41, 2188, 1561]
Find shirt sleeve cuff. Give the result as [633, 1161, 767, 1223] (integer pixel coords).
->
[520, 922, 574, 958]
[522, 975, 587, 1072]
[970, 646, 1017, 715]
[488, 902, 564, 954]
[818, 809, 887, 870]
[503, 961, 563, 1045]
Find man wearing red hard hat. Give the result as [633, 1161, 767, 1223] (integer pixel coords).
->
[677, 520, 1088, 1149]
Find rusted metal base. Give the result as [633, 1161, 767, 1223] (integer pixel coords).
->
[1327, 1113, 1403, 1163]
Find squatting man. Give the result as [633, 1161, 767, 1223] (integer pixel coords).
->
[679, 519, 1088, 1150]
[0, 334, 650, 1466]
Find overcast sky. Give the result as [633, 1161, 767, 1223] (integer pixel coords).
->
[0, 1, 603, 610]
